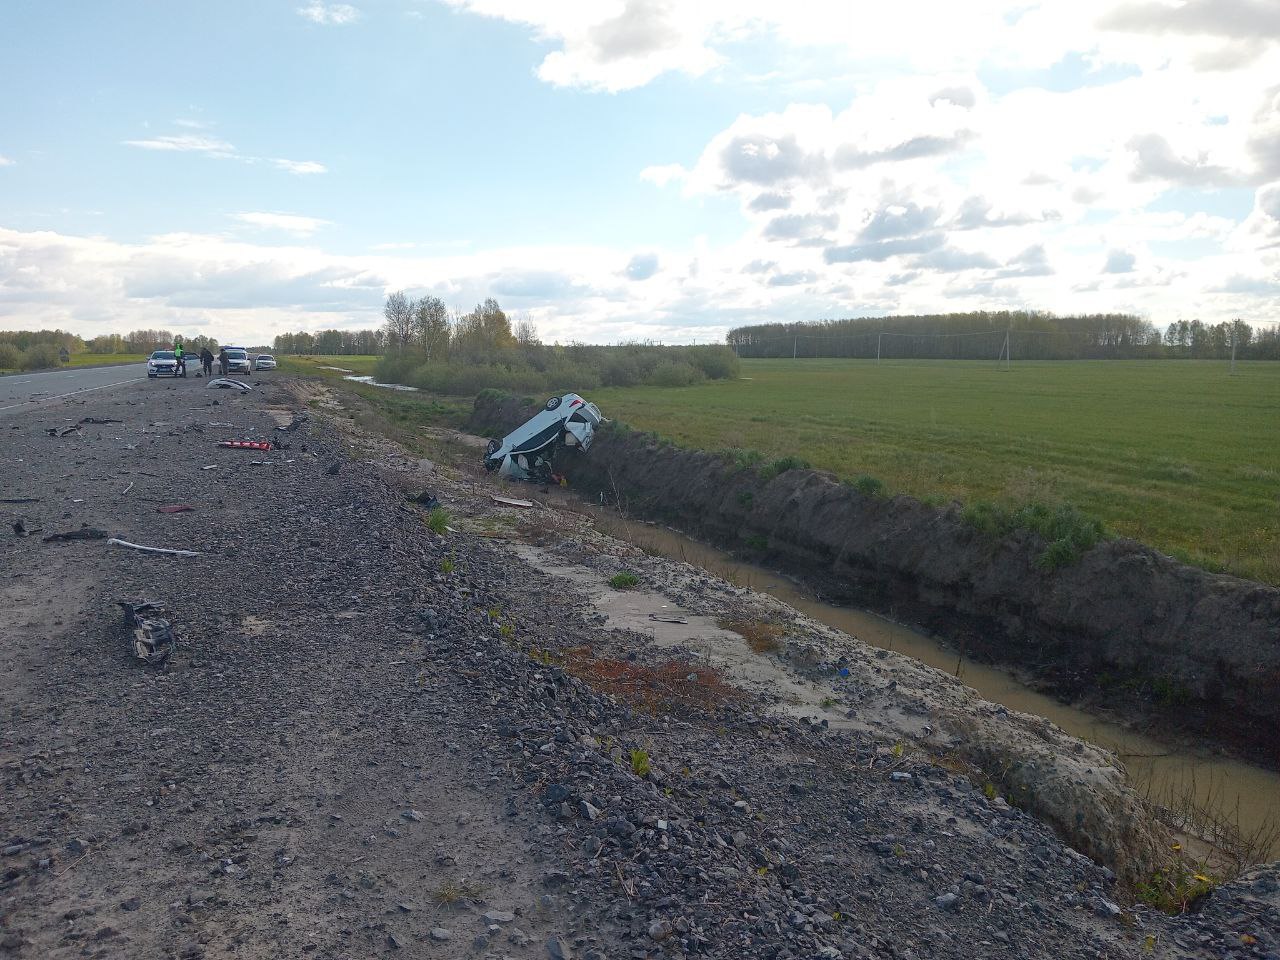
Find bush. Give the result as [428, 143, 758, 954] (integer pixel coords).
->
[21, 344, 63, 370]
[0, 344, 21, 370]
[608, 572, 639, 589]
[649, 359, 704, 387]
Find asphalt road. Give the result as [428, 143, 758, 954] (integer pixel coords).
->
[0, 362, 148, 417]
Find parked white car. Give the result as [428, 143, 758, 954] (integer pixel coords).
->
[254, 354, 277, 371]
[147, 350, 179, 378]
[483, 393, 604, 482]
[224, 348, 252, 375]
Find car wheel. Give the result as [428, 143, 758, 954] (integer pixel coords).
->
[148, 373, 156, 378]
[545, 396, 562, 410]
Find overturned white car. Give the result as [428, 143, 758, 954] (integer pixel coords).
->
[484, 393, 605, 482]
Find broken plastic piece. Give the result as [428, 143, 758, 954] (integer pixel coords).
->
[118, 601, 176, 666]
[107, 538, 201, 557]
[490, 495, 534, 508]
[206, 378, 253, 391]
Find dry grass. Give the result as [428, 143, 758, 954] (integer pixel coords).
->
[559, 646, 742, 713]
[717, 617, 786, 654]
[431, 880, 489, 905]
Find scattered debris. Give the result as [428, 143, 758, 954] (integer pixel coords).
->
[483, 393, 605, 483]
[156, 505, 196, 514]
[106, 538, 202, 558]
[206, 378, 252, 391]
[200, 464, 217, 470]
[490, 495, 534, 508]
[121, 481, 135, 495]
[217, 440, 272, 451]
[0, 497, 40, 504]
[411, 491, 440, 509]
[275, 414, 309, 433]
[12, 519, 26, 535]
[118, 601, 176, 665]
[45, 426, 79, 438]
[78, 417, 123, 425]
[44, 528, 109, 543]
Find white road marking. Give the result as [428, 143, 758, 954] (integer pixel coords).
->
[0, 376, 147, 413]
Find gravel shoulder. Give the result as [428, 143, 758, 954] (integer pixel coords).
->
[1, 377, 1275, 960]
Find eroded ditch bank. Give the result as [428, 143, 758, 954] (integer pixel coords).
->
[465, 392, 1280, 860]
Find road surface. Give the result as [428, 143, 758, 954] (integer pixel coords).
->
[0, 362, 147, 417]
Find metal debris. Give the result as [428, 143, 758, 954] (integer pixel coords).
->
[118, 601, 176, 666]
[44, 528, 109, 543]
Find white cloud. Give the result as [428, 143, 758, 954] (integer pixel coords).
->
[269, 158, 328, 175]
[0, 155, 15, 167]
[123, 134, 237, 157]
[231, 212, 333, 236]
[297, 2, 361, 25]
[122, 128, 326, 176]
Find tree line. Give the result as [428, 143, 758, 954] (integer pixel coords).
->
[373, 292, 740, 395]
[726, 312, 1280, 360]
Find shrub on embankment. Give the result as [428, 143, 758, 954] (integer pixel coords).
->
[465, 389, 1280, 765]
[377, 342, 740, 397]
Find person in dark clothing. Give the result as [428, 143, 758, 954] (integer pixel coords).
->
[217, 348, 228, 376]
[199, 347, 214, 376]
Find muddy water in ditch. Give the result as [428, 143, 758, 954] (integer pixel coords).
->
[572, 505, 1280, 858]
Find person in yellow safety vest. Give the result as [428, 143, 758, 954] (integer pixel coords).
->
[173, 340, 186, 377]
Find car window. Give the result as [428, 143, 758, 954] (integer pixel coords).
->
[152, 351, 175, 359]
[227, 350, 248, 358]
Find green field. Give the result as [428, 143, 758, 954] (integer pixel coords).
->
[280, 355, 380, 377]
[66, 352, 147, 367]
[588, 359, 1280, 584]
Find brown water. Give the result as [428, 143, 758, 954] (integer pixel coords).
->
[577, 505, 1280, 860]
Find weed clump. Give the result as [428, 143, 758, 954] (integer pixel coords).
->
[559, 646, 742, 714]
[630, 749, 651, 778]
[718, 617, 785, 654]
[961, 500, 1106, 568]
[759, 455, 811, 480]
[608, 571, 639, 589]
[427, 507, 450, 535]
[847, 474, 885, 497]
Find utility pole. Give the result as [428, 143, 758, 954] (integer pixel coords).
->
[877, 332, 882, 365]
[1230, 319, 1238, 375]
[793, 336, 797, 360]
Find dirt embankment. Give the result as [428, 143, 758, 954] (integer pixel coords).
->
[473, 395, 1280, 766]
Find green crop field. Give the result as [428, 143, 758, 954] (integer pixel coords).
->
[66, 353, 147, 367]
[589, 359, 1280, 585]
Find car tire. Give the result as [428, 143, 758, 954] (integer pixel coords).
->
[148, 373, 156, 378]
[545, 396, 561, 410]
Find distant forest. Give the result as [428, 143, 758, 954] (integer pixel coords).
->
[727, 312, 1280, 360]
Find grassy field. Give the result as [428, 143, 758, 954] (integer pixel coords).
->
[280, 355, 380, 377]
[67, 352, 147, 367]
[585, 359, 1280, 585]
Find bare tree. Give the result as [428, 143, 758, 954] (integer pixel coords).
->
[413, 296, 451, 361]
[383, 291, 415, 354]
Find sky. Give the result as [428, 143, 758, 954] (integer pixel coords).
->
[1, 0, 1278, 346]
